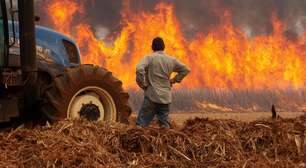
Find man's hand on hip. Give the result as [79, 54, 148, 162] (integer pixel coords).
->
[170, 78, 176, 87]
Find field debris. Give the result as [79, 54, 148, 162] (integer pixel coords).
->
[0, 115, 305, 167]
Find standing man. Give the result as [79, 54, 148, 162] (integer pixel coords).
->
[136, 37, 190, 128]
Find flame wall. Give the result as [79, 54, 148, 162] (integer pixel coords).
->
[36, 0, 306, 90]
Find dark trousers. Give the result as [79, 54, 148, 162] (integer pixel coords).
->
[136, 97, 171, 128]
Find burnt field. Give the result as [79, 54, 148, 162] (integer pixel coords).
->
[129, 89, 306, 113]
[0, 115, 305, 167]
[168, 112, 304, 124]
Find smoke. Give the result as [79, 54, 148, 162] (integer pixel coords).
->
[94, 25, 110, 40]
[35, 0, 306, 38]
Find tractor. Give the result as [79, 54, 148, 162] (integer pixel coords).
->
[0, 0, 131, 124]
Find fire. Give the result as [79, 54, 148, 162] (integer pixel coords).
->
[45, 1, 306, 90]
[46, 0, 82, 34]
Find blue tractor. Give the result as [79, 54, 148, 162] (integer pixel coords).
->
[0, 0, 131, 124]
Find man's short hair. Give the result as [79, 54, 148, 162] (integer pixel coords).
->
[152, 37, 165, 52]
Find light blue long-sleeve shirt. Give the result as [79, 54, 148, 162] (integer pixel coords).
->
[136, 51, 190, 104]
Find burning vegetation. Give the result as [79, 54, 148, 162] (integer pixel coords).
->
[34, 0, 306, 112]
[38, 0, 306, 90]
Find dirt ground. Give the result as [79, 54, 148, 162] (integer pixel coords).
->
[132, 111, 305, 126]
[169, 112, 305, 124]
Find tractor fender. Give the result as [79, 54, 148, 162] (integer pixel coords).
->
[37, 61, 68, 78]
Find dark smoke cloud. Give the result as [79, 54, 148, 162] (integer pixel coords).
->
[35, 0, 306, 39]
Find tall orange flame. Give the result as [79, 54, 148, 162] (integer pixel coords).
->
[46, 0, 82, 34]
[45, 1, 306, 90]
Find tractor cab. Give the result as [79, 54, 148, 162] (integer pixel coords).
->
[0, 0, 37, 122]
[8, 22, 81, 68]
[0, 1, 8, 68]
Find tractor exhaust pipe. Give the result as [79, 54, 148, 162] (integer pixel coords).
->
[18, 0, 37, 79]
[18, 0, 38, 121]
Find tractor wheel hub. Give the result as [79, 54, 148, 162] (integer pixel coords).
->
[79, 103, 101, 121]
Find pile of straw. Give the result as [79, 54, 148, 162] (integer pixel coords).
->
[0, 115, 305, 167]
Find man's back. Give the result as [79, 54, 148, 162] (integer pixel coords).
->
[135, 37, 189, 128]
[136, 51, 190, 104]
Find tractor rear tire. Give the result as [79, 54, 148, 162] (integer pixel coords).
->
[40, 65, 131, 123]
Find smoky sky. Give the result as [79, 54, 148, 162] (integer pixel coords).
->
[35, 0, 306, 39]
